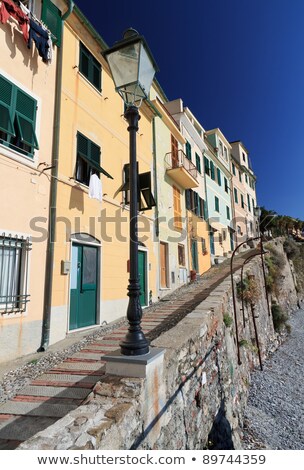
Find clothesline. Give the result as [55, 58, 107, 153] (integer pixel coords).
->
[0, 0, 53, 64]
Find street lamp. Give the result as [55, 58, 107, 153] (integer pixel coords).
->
[103, 29, 158, 356]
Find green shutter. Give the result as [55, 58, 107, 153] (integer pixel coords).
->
[79, 43, 102, 92]
[185, 141, 192, 160]
[226, 206, 230, 219]
[204, 156, 210, 175]
[0, 75, 15, 136]
[210, 161, 215, 180]
[217, 168, 221, 186]
[41, 0, 62, 46]
[234, 188, 238, 204]
[195, 153, 201, 173]
[215, 196, 219, 212]
[16, 114, 39, 149]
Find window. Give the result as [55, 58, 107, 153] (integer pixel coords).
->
[239, 170, 242, 183]
[178, 244, 185, 266]
[210, 161, 215, 180]
[79, 43, 102, 91]
[224, 177, 229, 193]
[41, 0, 62, 46]
[247, 194, 251, 212]
[195, 153, 201, 173]
[201, 237, 207, 254]
[185, 140, 192, 160]
[0, 74, 39, 157]
[245, 173, 248, 184]
[223, 146, 228, 161]
[173, 186, 182, 231]
[226, 206, 230, 220]
[252, 198, 255, 212]
[222, 229, 227, 241]
[237, 225, 242, 235]
[217, 168, 222, 186]
[234, 188, 238, 204]
[242, 152, 246, 162]
[122, 163, 155, 210]
[76, 132, 112, 187]
[215, 196, 219, 212]
[0, 235, 31, 314]
[241, 194, 245, 209]
[232, 162, 236, 176]
[204, 156, 210, 176]
[219, 140, 223, 156]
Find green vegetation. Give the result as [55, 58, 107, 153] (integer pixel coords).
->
[260, 207, 304, 238]
[223, 313, 233, 327]
[271, 304, 290, 333]
[238, 339, 249, 348]
[236, 275, 261, 305]
[283, 239, 300, 260]
[264, 245, 284, 295]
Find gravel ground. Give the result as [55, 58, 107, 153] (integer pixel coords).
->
[242, 308, 304, 450]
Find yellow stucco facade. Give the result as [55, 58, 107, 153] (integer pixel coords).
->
[49, 15, 158, 343]
[0, 1, 57, 362]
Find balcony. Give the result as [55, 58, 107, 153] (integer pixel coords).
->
[165, 150, 199, 189]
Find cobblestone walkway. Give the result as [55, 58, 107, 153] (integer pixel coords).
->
[243, 308, 304, 450]
[0, 249, 256, 450]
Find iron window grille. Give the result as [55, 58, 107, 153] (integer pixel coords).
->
[0, 234, 31, 314]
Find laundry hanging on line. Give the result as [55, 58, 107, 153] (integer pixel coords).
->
[0, 0, 29, 42]
[89, 173, 103, 202]
[28, 17, 51, 63]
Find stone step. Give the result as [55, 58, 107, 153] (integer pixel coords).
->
[0, 401, 78, 418]
[20, 385, 90, 400]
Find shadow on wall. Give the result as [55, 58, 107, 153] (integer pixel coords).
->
[207, 400, 234, 450]
[69, 186, 84, 213]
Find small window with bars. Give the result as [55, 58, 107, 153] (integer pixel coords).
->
[79, 42, 102, 92]
[178, 244, 185, 266]
[0, 235, 31, 314]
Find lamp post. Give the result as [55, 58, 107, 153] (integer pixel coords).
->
[103, 29, 158, 356]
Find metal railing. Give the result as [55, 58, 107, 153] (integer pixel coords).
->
[165, 150, 198, 181]
[0, 234, 31, 314]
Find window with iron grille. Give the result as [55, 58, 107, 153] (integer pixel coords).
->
[79, 42, 102, 92]
[0, 235, 31, 314]
[0, 74, 39, 157]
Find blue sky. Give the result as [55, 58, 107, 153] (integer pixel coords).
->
[75, 0, 304, 219]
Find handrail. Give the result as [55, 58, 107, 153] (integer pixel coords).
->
[165, 150, 198, 180]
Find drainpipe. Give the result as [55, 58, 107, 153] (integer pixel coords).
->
[39, 1, 75, 352]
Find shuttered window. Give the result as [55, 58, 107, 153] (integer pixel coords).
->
[232, 162, 236, 176]
[185, 140, 192, 161]
[210, 161, 215, 180]
[226, 206, 230, 220]
[173, 186, 182, 231]
[217, 168, 222, 186]
[247, 194, 251, 212]
[204, 156, 210, 176]
[215, 196, 219, 212]
[41, 0, 62, 46]
[195, 153, 201, 173]
[234, 187, 238, 204]
[241, 194, 245, 209]
[79, 43, 102, 92]
[224, 177, 229, 193]
[0, 74, 39, 157]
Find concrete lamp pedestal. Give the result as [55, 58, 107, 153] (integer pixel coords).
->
[102, 347, 165, 378]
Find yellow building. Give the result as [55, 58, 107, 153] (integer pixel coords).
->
[0, 0, 62, 362]
[47, 5, 158, 344]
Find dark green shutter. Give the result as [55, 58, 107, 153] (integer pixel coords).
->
[15, 89, 39, 149]
[217, 168, 221, 186]
[185, 189, 191, 210]
[234, 188, 238, 203]
[226, 206, 230, 219]
[185, 141, 192, 160]
[215, 196, 219, 212]
[195, 153, 201, 173]
[79, 43, 101, 92]
[210, 161, 215, 180]
[41, 0, 62, 46]
[0, 76, 15, 136]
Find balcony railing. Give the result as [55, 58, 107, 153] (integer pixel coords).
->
[165, 150, 199, 189]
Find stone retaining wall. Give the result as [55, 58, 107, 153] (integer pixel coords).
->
[19, 241, 299, 450]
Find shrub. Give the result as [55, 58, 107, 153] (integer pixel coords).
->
[271, 304, 289, 332]
[283, 239, 300, 260]
[223, 314, 233, 327]
[236, 276, 261, 305]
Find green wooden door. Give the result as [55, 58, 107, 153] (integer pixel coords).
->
[138, 250, 147, 307]
[69, 243, 98, 330]
[191, 239, 199, 271]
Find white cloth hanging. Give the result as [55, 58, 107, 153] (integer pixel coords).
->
[89, 173, 102, 202]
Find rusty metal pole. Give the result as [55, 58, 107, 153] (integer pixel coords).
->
[230, 236, 261, 365]
[259, 235, 271, 317]
[250, 302, 263, 371]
